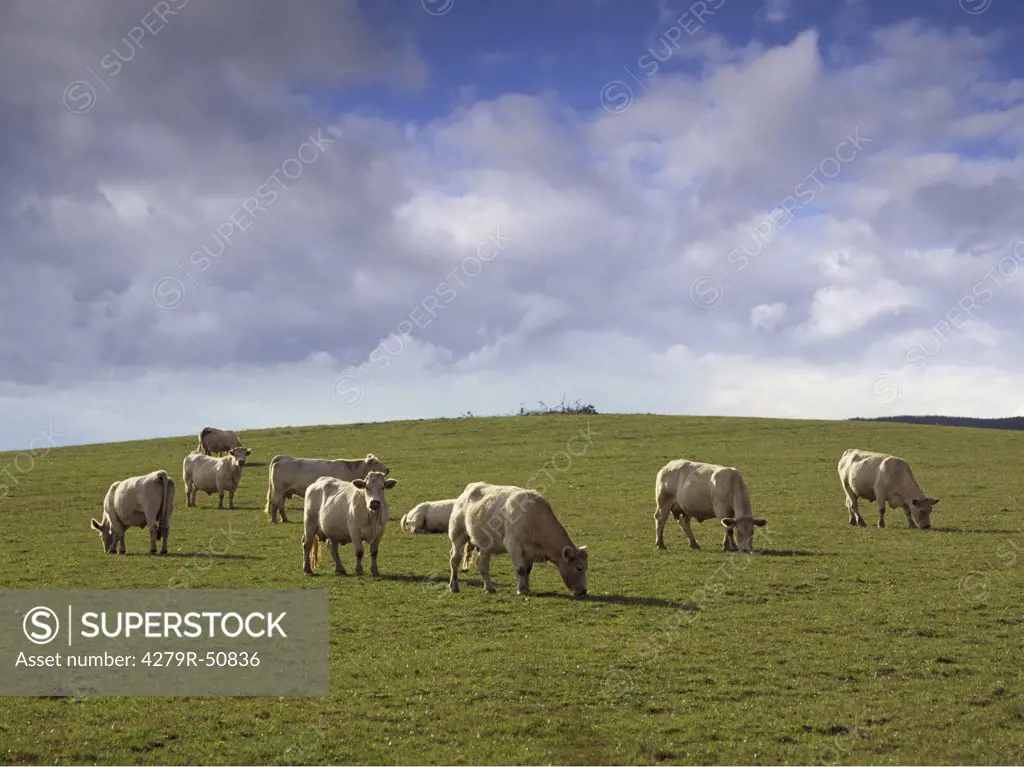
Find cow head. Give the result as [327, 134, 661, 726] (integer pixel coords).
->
[909, 497, 939, 529]
[351, 471, 397, 512]
[90, 517, 113, 552]
[721, 516, 768, 553]
[557, 545, 589, 597]
[228, 446, 251, 466]
[364, 453, 390, 476]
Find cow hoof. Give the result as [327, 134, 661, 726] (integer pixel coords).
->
[689, 543, 701, 551]
[160, 550, 168, 556]
[656, 542, 667, 550]
[484, 585, 497, 594]
[149, 551, 157, 556]
[449, 583, 459, 593]
[303, 568, 313, 575]
[371, 570, 380, 578]
[877, 522, 885, 528]
[858, 519, 866, 527]
[334, 570, 346, 576]
[516, 589, 531, 596]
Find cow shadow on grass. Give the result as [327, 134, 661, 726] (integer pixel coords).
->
[530, 591, 698, 609]
[381, 573, 688, 608]
[932, 527, 1020, 535]
[755, 549, 827, 557]
[121, 552, 263, 560]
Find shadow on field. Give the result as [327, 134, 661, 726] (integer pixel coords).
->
[530, 591, 697, 609]
[377, 573, 448, 584]
[756, 549, 827, 557]
[121, 552, 263, 560]
[932, 527, 1020, 535]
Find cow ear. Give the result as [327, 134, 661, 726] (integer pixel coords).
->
[720, 517, 736, 528]
[384, 479, 397, 489]
[576, 545, 588, 560]
[90, 518, 103, 532]
[928, 497, 940, 506]
[351, 479, 366, 489]
[753, 517, 768, 526]
[561, 545, 574, 563]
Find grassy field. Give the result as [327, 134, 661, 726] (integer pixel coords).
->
[1, 413, 1023, 765]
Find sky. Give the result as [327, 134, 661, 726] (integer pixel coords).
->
[1, 0, 1023, 451]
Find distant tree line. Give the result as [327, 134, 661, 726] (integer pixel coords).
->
[850, 415, 1024, 431]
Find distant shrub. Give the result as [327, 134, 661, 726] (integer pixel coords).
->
[516, 397, 598, 417]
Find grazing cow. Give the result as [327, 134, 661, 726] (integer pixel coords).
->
[303, 471, 398, 576]
[183, 446, 251, 510]
[447, 482, 589, 596]
[400, 498, 457, 533]
[838, 449, 939, 529]
[264, 453, 389, 523]
[90, 470, 175, 555]
[654, 459, 767, 553]
[196, 426, 244, 456]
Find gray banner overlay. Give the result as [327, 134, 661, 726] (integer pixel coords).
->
[0, 589, 329, 696]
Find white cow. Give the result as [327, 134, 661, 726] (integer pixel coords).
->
[90, 470, 175, 555]
[447, 482, 589, 596]
[302, 471, 398, 576]
[264, 453, 389, 523]
[183, 446, 251, 510]
[197, 426, 244, 456]
[654, 459, 767, 553]
[838, 448, 939, 529]
[400, 498, 457, 533]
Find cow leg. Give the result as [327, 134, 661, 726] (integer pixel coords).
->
[228, 490, 235, 510]
[901, 503, 917, 528]
[149, 524, 158, 555]
[116, 531, 126, 554]
[512, 550, 532, 595]
[449, 536, 468, 592]
[477, 551, 496, 593]
[353, 543, 364, 576]
[369, 542, 380, 578]
[679, 514, 701, 550]
[877, 500, 887, 528]
[218, 491, 224, 509]
[723, 528, 737, 551]
[843, 485, 865, 526]
[279, 504, 290, 524]
[329, 541, 346, 575]
[302, 537, 314, 575]
[159, 523, 169, 555]
[654, 509, 670, 549]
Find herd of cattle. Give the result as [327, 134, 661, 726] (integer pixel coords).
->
[88, 426, 941, 595]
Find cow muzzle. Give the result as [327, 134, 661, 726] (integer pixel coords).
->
[369, 500, 381, 511]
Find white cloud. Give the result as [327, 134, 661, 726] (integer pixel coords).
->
[751, 302, 787, 331]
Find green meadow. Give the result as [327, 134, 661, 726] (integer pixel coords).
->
[1, 414, 1022, 765]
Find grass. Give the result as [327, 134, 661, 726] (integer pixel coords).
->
[1, 413, 1023, 765]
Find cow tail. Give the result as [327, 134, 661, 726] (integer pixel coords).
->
[309, 536, 320, 571]
[160, 471, 173, 540]
[733, 471, 752, 519]
[460, 540, 475, 572]
[264, 457, 278, 521]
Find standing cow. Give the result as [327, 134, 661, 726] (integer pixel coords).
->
[90, 470, 175, 555]
[654, 459, 768, 553]
[303, 471, 398, 577]
[264, 453, 389, 523]
[447, 482, 589, 596]
[838, 448, 939, 529]
[196, 426, 244, 456]
[183, 446, 251, 509]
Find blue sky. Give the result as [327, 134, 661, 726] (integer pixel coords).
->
[0, 0, 1023, 451]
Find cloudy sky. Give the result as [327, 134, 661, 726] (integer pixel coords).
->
[1, 0, 1022, 451]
